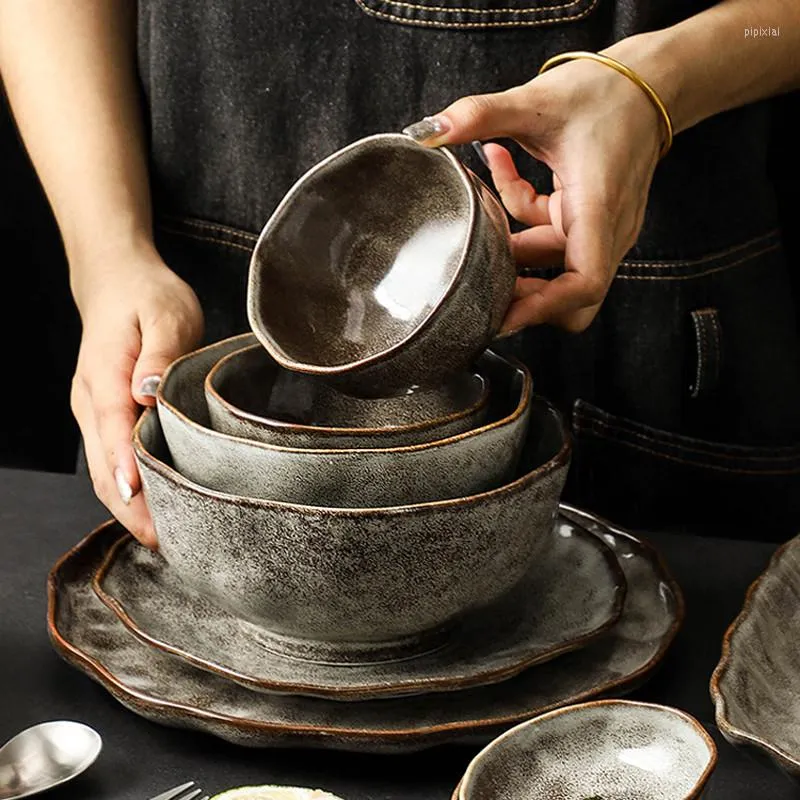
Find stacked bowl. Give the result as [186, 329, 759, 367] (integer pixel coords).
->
[49, 133, 683, 753]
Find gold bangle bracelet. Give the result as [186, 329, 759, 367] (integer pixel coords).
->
[538, 50, 674, 159]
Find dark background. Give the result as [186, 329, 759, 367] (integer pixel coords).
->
[0, 90, 798, 477]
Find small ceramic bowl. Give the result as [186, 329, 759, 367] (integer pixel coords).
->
[157, 335, 530, 508]
[246, 132, 516, 397]
[133, 391, 570, 663]
[205, 341, 489, 448]
[457, 700, 717, 800]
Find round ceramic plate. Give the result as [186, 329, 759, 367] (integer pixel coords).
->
[48, 506, 683, 753]
[91, 517, 625, 700]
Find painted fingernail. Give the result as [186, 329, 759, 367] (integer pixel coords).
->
[114, 467, 133, 505]
[472, 140, 489, 167]
[139, 375, 161, 398]
[402, 115, 451, 143]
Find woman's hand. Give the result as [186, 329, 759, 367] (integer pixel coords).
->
[404, 48, 667, 334]
[70, 247, 203, 549]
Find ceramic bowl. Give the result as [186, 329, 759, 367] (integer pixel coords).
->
[711, 534, 800, 778]
[457, 700, 717, 800]
[157, 335, 531, 508]
[205, 341, 489, 448]
[133, 392, 569, 663]
[246, 133, 516, 397]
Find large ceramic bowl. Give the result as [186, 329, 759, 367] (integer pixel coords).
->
[457, 700, 717, 800]
[711, 533, 800, 778]
[205, 340, 489, 448]
[157, 335, 531, 508]
[133, 393, 569, 663]
[247, 133, 516, 397]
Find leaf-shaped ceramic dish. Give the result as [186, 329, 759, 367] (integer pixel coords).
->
[711, 534, 800, 778]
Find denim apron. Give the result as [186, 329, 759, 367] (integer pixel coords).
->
[137, 0, 800, 538]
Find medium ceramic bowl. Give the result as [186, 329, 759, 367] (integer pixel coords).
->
[157, 335, 530, 507]
[457, 700, 717, 800]
[205, 341, 489, 448]
[133, 392, 569, 663]
[246, 133, 516, 397]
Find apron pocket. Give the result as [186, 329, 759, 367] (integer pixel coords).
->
[569, 399, 800, 540]
[353, 0, 600, 28]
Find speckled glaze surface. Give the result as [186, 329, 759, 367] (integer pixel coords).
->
[158, 335, 531, 507]
[48, 506, 682, 752]
[205, 342, 489, 448]
[711, 534, 800, 778]
[246, 133, 516, 397]
[458, 700, 717, 800]
[136, 392, 566, 661]
[92, 517, 625, 698]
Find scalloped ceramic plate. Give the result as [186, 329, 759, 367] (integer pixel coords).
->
[91, 516, 625, 700]
[48, 506, 682, 753]
[711, 534, 800, 778]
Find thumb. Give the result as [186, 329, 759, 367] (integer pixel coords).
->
[130, 324, 186, 406]
[403, 88, 527, 147]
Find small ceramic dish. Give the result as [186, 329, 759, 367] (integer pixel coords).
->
[135, 389, 568, 663]
[246, 133, 516, 396]
[711, 533, 800, 778]
[157, 334, 531, 507]
[457, 700, 717, 800]
[204, 342, 489, 448]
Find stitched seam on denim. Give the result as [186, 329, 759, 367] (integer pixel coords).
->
[159, 215, 259, 242]
[617, 243, 781, 281]
[690, 311, 706, 399]
[708, 311, 722, 385]
[623, 229, 779, 268]
[575, 423, 800, 475]
[359, 0, 582, 14]
[157, 225, 255, 254]
[354, 0, 597, 26]
[573, 413, 800, 462]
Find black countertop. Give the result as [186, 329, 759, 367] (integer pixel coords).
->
[1, 467, 798, 799]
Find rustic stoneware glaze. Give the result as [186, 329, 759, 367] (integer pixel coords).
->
[205, 342, 489, 448]
[711, 534, 800, 778]
[246, 133, 516, 397]
[157, 335, 531, 507]
[92, 518, 625, 699]
[457, 700, 717, 800]
[136, 393, 566, 662]
[48, 507, 682, 752]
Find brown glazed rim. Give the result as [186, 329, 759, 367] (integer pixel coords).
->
[246, 132, 479, 376]
[709, 535, 800, 774]
[157, 334, 530, 459]
[456, 699, 718, 800]
[204, 341, 491, 438]
[48, 508, 683, 742]
[90, 523, 627, 700]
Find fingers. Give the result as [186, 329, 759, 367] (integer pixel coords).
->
[72, 379, 157, 549]
[501, 202, 613, 334]
[403, 86, 528, 147]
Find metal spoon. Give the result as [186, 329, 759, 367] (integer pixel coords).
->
[0, 721, 102, 800]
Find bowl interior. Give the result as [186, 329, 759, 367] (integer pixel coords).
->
[248, 134, 472, 369]
[208, 343, 487, 431]
[462, 702, 715, 800]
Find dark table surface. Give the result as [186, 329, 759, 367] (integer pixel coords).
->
[1, 466, 799, 800]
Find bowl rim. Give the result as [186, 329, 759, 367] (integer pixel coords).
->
[246, 132, 480, 376]
[156, 334, 531, 458]
[133, 393, 570, 516]
[204, 341, 490, 438]
[457, 699, 718, 800]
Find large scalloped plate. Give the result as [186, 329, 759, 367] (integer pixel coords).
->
[711, 534, 800, 778]
[48, 506, 683, 753]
